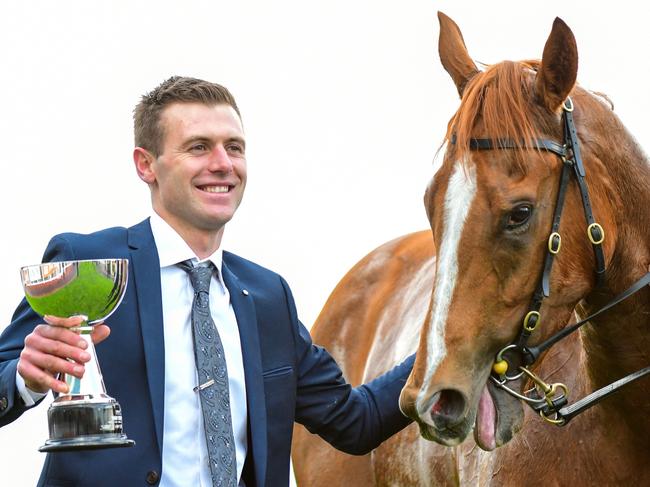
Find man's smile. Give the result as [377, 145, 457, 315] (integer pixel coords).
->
[198, 184, 232, 193]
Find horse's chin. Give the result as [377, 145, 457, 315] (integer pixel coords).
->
[473, 381, 524, 451]
[416, 420, 469, 447]
[414, 402, 475, 447]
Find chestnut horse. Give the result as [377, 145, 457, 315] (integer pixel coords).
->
[293, 12, 650, 486]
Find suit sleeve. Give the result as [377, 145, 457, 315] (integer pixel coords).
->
[280, 277, 415, 455]
[0, 236, 75, 427]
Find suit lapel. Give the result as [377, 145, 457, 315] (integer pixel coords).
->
[222, 262, 268, 486]
[128, 219, 165, 456]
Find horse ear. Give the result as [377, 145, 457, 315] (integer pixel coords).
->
[535, 18, 578, 112]
[438, 11, 479, 98]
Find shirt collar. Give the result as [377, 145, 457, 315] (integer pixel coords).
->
[149, 212, 227, 290]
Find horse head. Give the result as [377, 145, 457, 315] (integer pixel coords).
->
[397, 12, 646, 450]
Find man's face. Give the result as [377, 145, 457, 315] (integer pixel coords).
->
[146, 102, 247, 238]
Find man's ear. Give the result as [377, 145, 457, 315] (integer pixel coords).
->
[133, 147, 157, 184]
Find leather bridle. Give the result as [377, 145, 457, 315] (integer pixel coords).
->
[453, 97, 650, 426]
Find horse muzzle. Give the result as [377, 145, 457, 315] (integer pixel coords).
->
[401, 380, 525, 449]
[402, 387, 474, 446]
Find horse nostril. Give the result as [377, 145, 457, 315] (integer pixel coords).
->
[429, 389, 466, 426]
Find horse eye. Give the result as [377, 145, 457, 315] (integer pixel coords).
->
[506, 204, 533, 229]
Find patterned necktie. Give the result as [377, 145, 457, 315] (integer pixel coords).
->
[178, 260, 238, 487]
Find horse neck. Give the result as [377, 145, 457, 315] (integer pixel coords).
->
[577, 100, 650, 430]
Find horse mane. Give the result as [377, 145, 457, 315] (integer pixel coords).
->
[445, 60, 558, 171]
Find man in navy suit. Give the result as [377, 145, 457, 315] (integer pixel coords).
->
[0, 76, 414, 486]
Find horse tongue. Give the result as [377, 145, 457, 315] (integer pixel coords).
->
[475, 384, 497, 451]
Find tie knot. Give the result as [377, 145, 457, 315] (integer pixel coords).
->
[178, 260, 214, 294]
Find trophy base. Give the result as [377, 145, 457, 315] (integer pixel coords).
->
[39, 435, 135, 452]
[39, 396, 135, 453]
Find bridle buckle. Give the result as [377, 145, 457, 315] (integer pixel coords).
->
[587, 223, 605, 245]
[522, 311, 540, 332]
[548, 232, 562, 254]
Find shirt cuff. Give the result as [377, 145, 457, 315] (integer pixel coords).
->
[15, 370, 48, 407]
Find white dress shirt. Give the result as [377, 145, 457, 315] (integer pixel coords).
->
[150, 213, 248, 486]
[17, 214, 248, 486]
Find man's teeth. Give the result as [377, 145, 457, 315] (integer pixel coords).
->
[202, 185, 229, 193]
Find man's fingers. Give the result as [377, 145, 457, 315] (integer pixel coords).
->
[24, 331, 91, 364]
[17, 354, 77, 394]
[39, 318, 111, 346]
[17, 360, 65, 394]
[91, 324, 111, 345]
[31, 325, 89, 352]
[43, 314, 88, 327]
[16, 316, 105, 395]
[17, 318, 111, 395]
[20, 348, 86, 379]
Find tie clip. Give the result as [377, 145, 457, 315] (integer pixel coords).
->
[193, 379, 215, 392]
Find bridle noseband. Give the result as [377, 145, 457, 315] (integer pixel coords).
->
[453, 97, 650, 426]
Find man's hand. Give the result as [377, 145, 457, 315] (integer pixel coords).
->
[17, 315, 111, 394]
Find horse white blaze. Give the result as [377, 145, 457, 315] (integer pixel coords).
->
[416, 161, 477, 415]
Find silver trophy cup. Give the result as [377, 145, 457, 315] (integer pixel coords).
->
[20, 259, 135, 452]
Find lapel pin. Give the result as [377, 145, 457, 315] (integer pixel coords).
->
[242, 289, 249, 296]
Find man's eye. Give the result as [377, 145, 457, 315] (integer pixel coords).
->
[190, 143, 208, 152]
[505, 204, 533, 230]
[227, 144, 244, 154]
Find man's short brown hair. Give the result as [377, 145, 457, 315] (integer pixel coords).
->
[134, 76, 241, 156]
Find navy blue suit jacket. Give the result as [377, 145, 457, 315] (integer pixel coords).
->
[0, 219, 414, 486]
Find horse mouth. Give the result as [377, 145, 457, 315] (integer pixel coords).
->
[412, 380, 524, 449]
[404, 371, 525, 449]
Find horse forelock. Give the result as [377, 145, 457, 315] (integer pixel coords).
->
[445, 60, 558, 174]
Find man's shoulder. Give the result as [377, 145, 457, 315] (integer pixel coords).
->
[222, 251, 295, 308]
[54, 226, 126, 243]
[222, 251, 281, 281]
[46, 219, 150, 260]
